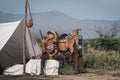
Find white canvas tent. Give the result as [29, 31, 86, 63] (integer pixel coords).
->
[0, 20, 42, 69]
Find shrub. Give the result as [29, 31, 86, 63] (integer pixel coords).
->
[62, 62, 74, 75]
[84, 55, 95, 68]
[89, 37, 120, 51]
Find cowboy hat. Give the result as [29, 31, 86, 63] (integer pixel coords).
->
[47, 31, 58, 42]
[47, 31, 57, 38]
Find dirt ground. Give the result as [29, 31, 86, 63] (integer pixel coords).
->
[53, 73, 120, 80]
[0, 73, 120, 80]
[0, 70, 120, 80]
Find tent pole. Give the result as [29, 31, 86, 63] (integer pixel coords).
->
[22, 0, 28, 75]
[23, 19, 26, 75]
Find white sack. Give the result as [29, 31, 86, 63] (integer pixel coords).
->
[44, 60, 59, 75]
[26, 59, 41, 75]
[3, 64, 23, 75]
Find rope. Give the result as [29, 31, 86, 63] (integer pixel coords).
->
[25, 0, 33, 21]
[27, 0, 33, 20]
[25, 0, 28, 21]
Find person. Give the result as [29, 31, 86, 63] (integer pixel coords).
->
[41, 31, 64, 74]
[41, 31, 58, 60]
[78, 35, 86, 73]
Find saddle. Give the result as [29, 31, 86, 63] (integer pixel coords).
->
[58, 34, 68, 42]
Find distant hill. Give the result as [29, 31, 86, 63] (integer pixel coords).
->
[0, 10, 120, 39]
[0, 11, 23, 22]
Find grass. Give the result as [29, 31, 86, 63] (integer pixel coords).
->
[59, 48, 120, 75]
[112, 73, 120, 77]
[83, 49, 120, 70]
[62, 62, 74, 75]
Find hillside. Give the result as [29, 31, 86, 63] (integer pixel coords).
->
[0, 10, 120, 39]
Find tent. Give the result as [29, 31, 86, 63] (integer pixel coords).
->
[0, 20, 42, 69]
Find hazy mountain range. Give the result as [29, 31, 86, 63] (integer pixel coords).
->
[0, 10, 120, 39]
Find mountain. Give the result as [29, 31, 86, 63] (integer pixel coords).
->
[0, 11, 23, 22]
[0, 10, 120, 39]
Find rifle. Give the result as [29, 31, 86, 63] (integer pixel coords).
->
[39, 29, 43, 40]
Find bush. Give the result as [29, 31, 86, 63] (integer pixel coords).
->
[89, 36, 120, 51]
[83, 50, 120, 70]
[84, 55, 95, 68]
[94, 55, 105, 69]
[62, 62, 74, 75]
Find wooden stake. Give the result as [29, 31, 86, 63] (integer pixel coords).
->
[23, 19, 26, 75]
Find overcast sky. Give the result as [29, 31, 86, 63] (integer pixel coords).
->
[0, 0, 120, 20]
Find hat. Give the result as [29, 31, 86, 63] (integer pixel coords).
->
[47, 31, 57, 38]
[47, 31, 58, 42]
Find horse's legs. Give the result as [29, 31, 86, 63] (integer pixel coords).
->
[69, 44, 74, 53]
[78, 49, 86, 73]
[72, 48, 79, 73]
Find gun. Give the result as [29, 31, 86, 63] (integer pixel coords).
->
[39, 29, 43, 40]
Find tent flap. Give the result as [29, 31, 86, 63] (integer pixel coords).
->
[0, 20, 42, 68]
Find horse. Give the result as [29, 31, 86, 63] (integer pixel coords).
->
[57, 29, 86, 73]
[57, 29, 79, 54]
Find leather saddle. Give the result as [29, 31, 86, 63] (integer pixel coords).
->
[58, 34, 68, 42]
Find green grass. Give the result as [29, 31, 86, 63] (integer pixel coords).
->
[62, 62, 74, 75]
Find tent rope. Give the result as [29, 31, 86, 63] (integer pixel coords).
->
[25, 0, 33, 21]
[25, 0, 33, 28]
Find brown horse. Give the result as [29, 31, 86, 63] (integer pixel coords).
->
[58, 29, 79, 54]
[57, 29, 86, 73]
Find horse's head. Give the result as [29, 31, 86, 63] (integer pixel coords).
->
[72, 29, 81, 45]
[72, 29, 79, 36]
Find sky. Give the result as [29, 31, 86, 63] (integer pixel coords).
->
[0, 0, 120, 20]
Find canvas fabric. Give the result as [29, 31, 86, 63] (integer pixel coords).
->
[0, 20, 42, 68]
